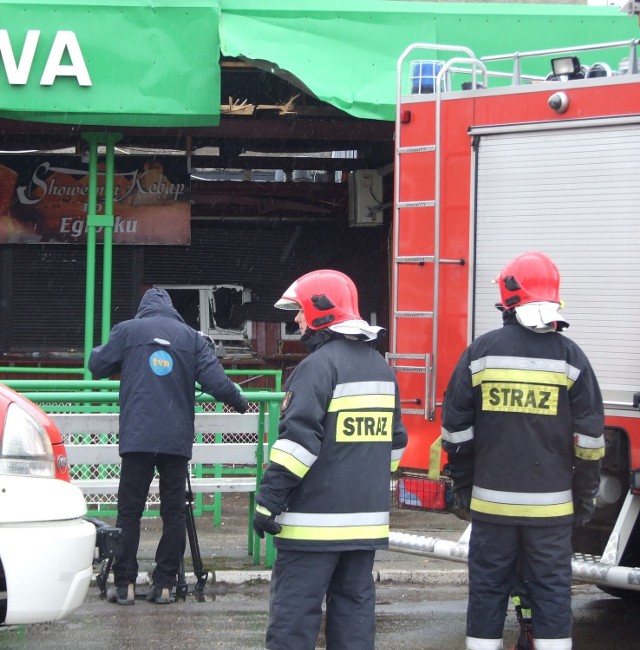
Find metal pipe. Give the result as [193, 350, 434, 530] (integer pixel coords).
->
[389, 531, 640, 591]
[0, 366, 84, 375]
[101, 136, 118, 343]
[82, 134, 99, 379]
[3, 379, 119, 390]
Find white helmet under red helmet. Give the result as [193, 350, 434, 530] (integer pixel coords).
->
[496, 251, 568, 330]
[275, 269, 382, 340]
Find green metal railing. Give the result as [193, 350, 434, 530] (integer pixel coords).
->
[0, 366, 85, 375]
[2, 374, 283, 568]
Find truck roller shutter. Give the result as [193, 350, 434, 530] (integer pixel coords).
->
[472, 121, 640, 408]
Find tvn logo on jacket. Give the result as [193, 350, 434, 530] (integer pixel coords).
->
[481, 383, 559, 415]
[336, 412, 392, 442]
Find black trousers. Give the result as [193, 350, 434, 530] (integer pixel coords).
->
[467, 520, 573, 642]
[113, 452, 188, 589]
[266, 548, 376, 650]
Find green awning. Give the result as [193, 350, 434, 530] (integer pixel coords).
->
[219, 0, 640, 122]
[0, 1, 637, 127]
[0, 0, 222, 127]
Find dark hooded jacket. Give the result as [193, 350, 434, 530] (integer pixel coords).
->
[88, 288, 247, 458]
[441, 309, 604, 527]
[256, 329, 408, 551]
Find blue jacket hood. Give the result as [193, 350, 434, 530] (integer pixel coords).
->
[136, 288, 186, 323]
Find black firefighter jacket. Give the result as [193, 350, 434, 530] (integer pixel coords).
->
[441, 313, 605, 527]
[256, 330, 408, 552]
[88, 287, 246, 459]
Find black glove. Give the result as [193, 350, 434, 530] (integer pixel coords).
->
[233, 395, 249, 414]
[452, 486, 472, 522]
[252, 505, 282, 539]
[573, 495, 596, 528]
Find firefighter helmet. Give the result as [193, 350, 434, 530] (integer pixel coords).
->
[274, 269, 362, 329]
[497, 251, 561, 309]
[497, 252, 568, 330]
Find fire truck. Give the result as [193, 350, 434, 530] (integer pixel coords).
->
[388, 35, 640, 596]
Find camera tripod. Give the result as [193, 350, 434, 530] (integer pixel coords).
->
[176, 473, 209, 600]
[95, 473, 209, 600]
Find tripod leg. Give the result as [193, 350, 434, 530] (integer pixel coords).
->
[185, 478, 209, 592]
[175, 556, 188, 602]
[175, 482, 192, 601]
[96, 555, 114, 599]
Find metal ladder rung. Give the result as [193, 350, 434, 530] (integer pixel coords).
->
[396, 255, 465, 266]
[397, 145, 436, 154]
[397, 255, 435, 264]
[401, 408, 426, 416]
[396, 311, 434, 318]
[386, 353, 429, 360]
[397, 200, 435, 209]
[393, 366, 427, 373]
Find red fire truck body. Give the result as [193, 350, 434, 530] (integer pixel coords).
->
[389, 40, 640, 593]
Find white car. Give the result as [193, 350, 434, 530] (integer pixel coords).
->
[0, 384, 96, 625]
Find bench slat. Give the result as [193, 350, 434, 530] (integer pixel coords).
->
[72, 477, 257, 494]
[51, 412, 264, 435]
[54, 412, 270, 496]
[65, 442, 269, 466]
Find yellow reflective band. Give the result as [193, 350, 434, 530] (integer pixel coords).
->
[429, 435, 442, 479]
[336, 411, 392, 442]
[471, 497, 573, 518]
[574, 445, 605, 461]
[256, 505, 272, 517]
[472, 367, 574, 389]
[269, 447, 310, 479]
[277, 523, 389, 541]
[327, 394, 395, 412]
[391, 459, 400, 472]
[480, 383, 559, 415]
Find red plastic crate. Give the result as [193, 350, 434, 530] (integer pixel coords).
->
[396, 476, 448, 511]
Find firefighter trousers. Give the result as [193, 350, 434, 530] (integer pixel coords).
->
[466, 520, 573, 650]
[265, 548, 376, 650]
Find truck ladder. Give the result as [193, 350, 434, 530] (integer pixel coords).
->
[385, 352, 430, 416]
[392, 45, 484, 419]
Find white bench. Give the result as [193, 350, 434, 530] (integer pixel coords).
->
[51, 410, 276, 567]
[51, 412, 269, 495]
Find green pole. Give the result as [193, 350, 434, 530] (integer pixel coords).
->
[82, 134, 99, 379]
[101, 134, 121, 342]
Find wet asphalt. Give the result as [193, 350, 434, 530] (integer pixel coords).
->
[2, 495, 639, 649]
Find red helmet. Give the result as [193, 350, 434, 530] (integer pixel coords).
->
[497, 252, 561, 309]
[274, 269, 362, 330]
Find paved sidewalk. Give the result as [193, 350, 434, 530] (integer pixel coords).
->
[92, 492, 469, 587]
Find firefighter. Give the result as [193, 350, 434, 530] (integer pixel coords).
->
[441, 251, 604, 650]
[252, 269, 408, 650]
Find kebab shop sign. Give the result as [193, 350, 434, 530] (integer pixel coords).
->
[0, 156, 191, 245]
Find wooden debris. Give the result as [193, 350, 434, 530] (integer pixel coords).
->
[221, 97, 255, 115]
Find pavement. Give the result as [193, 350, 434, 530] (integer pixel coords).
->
[92, 491, 470, 589]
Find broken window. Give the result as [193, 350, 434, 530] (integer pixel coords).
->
[160, 284, 253, 358]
